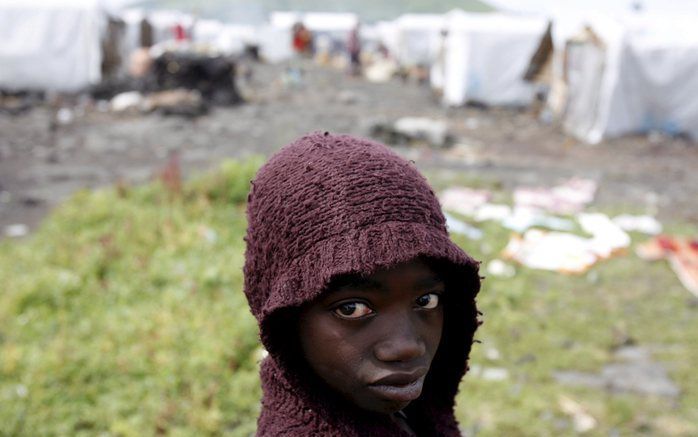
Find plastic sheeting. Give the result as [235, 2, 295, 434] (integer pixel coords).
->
[0, 0, 104, 91]
[556, 13, 698, 143]
[439, 11, 547, 106]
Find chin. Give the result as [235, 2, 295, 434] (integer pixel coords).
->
[359, 397, 412, 415]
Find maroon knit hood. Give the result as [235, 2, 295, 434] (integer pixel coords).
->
[244, 132, 481, 436]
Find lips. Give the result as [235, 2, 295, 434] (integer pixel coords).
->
[367, 368, 427, 403]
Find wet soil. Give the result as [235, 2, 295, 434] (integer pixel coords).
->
[1, 60, 696, 236]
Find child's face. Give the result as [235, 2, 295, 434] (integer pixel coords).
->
[298, 259, 445, 414]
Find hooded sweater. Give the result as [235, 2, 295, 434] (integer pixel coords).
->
[243, 132, 481, 436]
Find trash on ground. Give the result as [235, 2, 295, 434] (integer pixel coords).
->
[514, 178, 597, 214]
[440, 187, 491, 217]
[370, 117, 454, 148]
[4, 224, 29, 238]
[558, 396, 597, 433]
[152, 50, 242, 106]
[473, 203, 511, 222]
[613, 214, 663, 235]
[444, 212, 483, 240]
[56, 108, 74, 125]
[444, 142, 484, 165]
[578, 213, 631, 258]
[503, 229, 598, 274]
[110, 91, 145, 113]
[486, 259, 516, 278]
[364, 59, 398, 83]
[144, 89, 206, 117]
[503, 213, 629, 273]
[637, 236, 698, 297]
[502, 207, 576, 233]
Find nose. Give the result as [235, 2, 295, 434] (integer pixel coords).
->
[373, 311, 426, 363]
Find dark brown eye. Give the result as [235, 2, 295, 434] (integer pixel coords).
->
[334, 302, 373, 319]
[416, 293, 440, 309]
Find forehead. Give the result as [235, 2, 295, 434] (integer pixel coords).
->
[325, 259, 445, 295]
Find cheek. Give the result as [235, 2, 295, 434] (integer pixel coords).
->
[423, 309, 445, 357]
[298, 313, 366, 389]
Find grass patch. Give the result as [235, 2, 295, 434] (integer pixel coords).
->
[1, 157, 697, 436]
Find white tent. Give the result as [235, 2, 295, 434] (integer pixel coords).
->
[0, 0, 106, 91]
[254, 25, 293, 63]
[270, 11, 358, 34]
[387, 14, 446, 67]
[439, 11, 547, 106]
[554, 13, 698, 143]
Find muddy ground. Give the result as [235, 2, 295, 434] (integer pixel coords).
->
[1, 60, 696, 236]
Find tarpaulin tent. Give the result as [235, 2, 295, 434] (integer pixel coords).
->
[0, 0, 106, 91]
[554, 13, 698, 143]
[438, 10, 547, 107]
[388, 14, 446, 67]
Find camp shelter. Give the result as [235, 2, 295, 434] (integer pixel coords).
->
[387, 14, 446, 67]
[439, 10, 547, 107]
[270, 11, 358, 38]
[0, 0, 109, 91]
[250, 25, 293, 63]
[551, 13, 698, 143]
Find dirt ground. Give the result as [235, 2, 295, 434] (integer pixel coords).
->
[1, 60, 697, 236]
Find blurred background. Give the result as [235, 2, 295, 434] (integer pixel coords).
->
[1, 0, 697, 435]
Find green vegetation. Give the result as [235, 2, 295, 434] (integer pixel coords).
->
[1, 158, 697, 436]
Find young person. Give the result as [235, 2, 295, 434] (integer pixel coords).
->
[243, 132, 481, 436]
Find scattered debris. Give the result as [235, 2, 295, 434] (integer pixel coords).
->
[578, 213, 631, 259]
[394, 117, 452, 147]
[473, 203, 511, 222]
[484, 347, 501, 361]
[364, 59, 398, 83]
[444, 142, 484, 165]
[55, 108, 74, 126]
[486, 259, 516, 278]
[503, 229, 598, 274]
[613, 214, 663, 235]
[152, 51, 242, 106]
[444, 212, 483, 240]
[144, 89, 206, 117]
[514, 178, 597, 214]
[502, 207, 575, 233]
[0, 91, 44, 115]
[4, 224, 29, 238]
[637, 236, 698, 297]
[370, 117, 454, 148]
[440, 187, 491, 216]
[558, 396, 597, 433]
[554, 346, 680, 399]
[503, 212, 630, 273]
[110, 91, 145, 113]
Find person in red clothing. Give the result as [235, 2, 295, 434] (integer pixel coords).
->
[291, 22, 313, 56]
[243, 132, 482, 435]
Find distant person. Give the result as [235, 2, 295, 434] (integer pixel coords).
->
[347, 23, 362, 76]
[243, 133, 482, 435]
[292, 22, 313, 57]
[173, 23, 188, 41]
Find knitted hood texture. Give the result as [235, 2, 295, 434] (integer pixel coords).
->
[243, 132, 481, 436]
